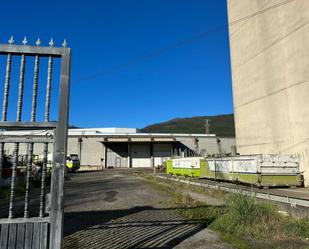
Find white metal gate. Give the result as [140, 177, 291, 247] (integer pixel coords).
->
[0, 37, 71, 249]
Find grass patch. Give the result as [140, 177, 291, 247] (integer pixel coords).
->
[171, 192, 225, 227]
[209, 193, 309, 248]
[140, 174, 309, 249]
[210, 193, 309, 240]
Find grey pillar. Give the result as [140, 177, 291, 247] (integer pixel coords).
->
[104, 144, 108, 169]
[217, 138, 222, 156]
[127, 142, 131, 168]
[78, 137, 83, 163]
[101, 143, 105, 170]
[150, 142, 154, 167]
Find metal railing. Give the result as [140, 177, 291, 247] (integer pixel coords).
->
[156, 175, 309, 208]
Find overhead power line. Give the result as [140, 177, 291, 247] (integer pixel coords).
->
[74, 0, 295, 83]
[229, 0, 273, 37]
[229, 0, 295, 26]
[75, 25, 225, 83]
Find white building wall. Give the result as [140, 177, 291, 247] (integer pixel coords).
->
[67, 137, 79, 155]
[4, 143, 53, 157]
[77, 137, 104, 166]
[218, 138, 236, 155]
[175, 136, 235, 156]
[197, 137, 219, 155]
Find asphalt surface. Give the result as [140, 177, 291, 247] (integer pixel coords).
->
[63, 169, 231, 249]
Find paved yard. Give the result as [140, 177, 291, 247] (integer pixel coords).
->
[63, 169, 231, 249]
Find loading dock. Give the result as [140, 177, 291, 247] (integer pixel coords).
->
[102, 139, 178, 169]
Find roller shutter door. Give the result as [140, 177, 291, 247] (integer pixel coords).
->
[131, 143, 151, 167]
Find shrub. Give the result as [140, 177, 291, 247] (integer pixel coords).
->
[211, 192, 280, 238]
[210, 192, 309, 241]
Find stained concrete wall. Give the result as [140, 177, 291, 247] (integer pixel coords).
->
[177, 137, 235, 156]
[227, 0, 309, 185]
[67, 137, 105, 167]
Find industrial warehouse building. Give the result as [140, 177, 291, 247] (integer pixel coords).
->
[67, 128, 235, 169]
[227, 0, 309, 185]
[3, 128, 235, 169]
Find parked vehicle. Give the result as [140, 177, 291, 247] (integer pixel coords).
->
[166, 154, 303, 188]
[36, 153, 80, 172]
[32, 153, 80, 180]
[66, 154, 80, 172]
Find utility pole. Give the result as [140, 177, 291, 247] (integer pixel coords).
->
[205, 119, 210, 134]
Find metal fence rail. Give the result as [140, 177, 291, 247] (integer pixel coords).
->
[0, 37, 70, 249]
[156, 174, 309, 208]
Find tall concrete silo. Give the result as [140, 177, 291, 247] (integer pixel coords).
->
[227, 0, 309, 185]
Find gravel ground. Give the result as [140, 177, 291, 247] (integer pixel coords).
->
[63, 169, 232, 249]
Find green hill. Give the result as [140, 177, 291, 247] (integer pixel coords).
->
[140, 114, 235, 137]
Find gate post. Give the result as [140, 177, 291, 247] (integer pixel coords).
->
[49, 47, 71, 249]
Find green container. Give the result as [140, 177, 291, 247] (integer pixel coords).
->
[166, 160, 174, 175]
[166, 158, 203, 178]
[166, 155, 303, 187]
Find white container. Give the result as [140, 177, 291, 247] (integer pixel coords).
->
[207, 154, 300, 175]
[172, 157, 204, 169]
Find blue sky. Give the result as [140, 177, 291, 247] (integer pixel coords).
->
[0, 0, 233, 128]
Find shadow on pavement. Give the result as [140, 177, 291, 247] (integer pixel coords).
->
[63, 206, 210, 249]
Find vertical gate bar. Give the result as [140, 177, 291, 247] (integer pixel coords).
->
[39, 144, 48, 218]
[39, 55, 53, 218]
[17, 54, 26, 121]
[31, 55, 40, 122]
[24, 53, 40, 218]
[50, 47, 71, 249]
[8, 142, 19, 218]
[0, 53, 12, 184]
[9, 53, 26, 218]
[45, 56, 53, 122]
[2, 53, 12, 121]
[24, 143, 33, 218]
[0, 144, 5, 185]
